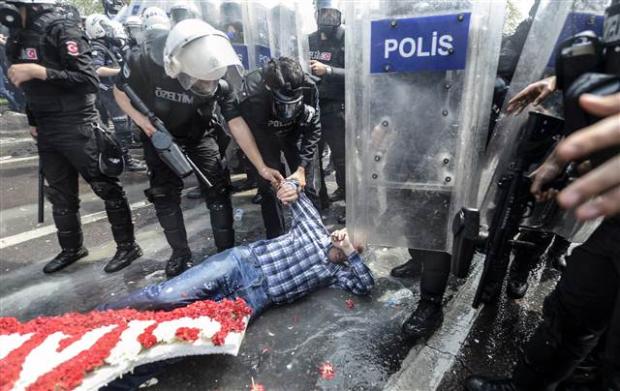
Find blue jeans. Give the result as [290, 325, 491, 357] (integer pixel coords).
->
[99, 246, 271, 320]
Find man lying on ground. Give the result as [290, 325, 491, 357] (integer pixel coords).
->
[98, 181, 374, 320]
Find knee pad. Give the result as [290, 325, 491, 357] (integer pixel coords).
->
[44, 186, 79, 212]
[91, 181, 126, 201]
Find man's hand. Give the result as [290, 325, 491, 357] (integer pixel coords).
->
[506, 76, 557, 114]
[530, 150, 567, 202]
[30, 127, 38, 139]
[331, 229, 356, 257]
[552, 93, 620, 220]
[287, 166, 306, 189]
[0, 34, 7, 46]
[7, 64, 47, 87]
[133, 113, 156, 137]
[277, 182, 299, 206]
[310, 60, 329, 77]
[259, 166, 284, 188]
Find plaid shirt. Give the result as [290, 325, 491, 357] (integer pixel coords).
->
[248, 188, 375, 305]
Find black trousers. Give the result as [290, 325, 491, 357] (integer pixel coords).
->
[253, 126, 321, 239]
[513, 218, 620, 390]
[408, 248, 451, 304]
[320, 109, 346, 192]
[38, 121, 134, 248]
[99, 88, 132, 152]
[142, 132, 234, 252]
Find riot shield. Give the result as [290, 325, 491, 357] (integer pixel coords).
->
[344, 0, 507, 252]
[218, 1, 273, 71]
[478, 0, 609, 244]
[269, 0, 310, 72]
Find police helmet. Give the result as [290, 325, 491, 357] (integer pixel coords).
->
[168, 1, 200, 26]
[163, 18, 243, 96]
[85, 14, 111, 39]
[142, 6, 169, 31]
[102, 0, 124, 17]
[315, 0, 341, 32]
[1, 0, 55, 28]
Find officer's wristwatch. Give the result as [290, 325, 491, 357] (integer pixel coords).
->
[325, 65, 333, 75]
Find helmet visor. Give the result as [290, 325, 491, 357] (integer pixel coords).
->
[273, 89, 304, 121]
[317, 8, 341, 28]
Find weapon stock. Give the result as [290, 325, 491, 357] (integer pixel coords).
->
[118, 83, 213, 188]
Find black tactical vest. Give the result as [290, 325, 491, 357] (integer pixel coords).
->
[308, 26, 345, 104]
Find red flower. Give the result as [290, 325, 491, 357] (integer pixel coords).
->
[0, 299, 252, 391]
[319, 362, 335, 380]
[175, 327, 200, 342]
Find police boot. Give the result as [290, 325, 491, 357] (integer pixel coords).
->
[507, 262, 530, 300]
[232, 178, 257, 193]
[547, 236, 571, 271]
[44, 211, 89, 274]
[209, 201, 235, 252]
[390, 258, 419, 278]
[125, 154, 147, 172]
[187, 187, 206, 199]
[104, 199, 143, 273]
[156, 207, 192, 277]
[329, 188, 346, 203]
[465, 376, 521, 391]
[401, 298, 443, 341]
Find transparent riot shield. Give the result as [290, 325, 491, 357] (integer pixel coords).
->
[478, 0, 610, 244]
[269, 0, 310, 73]
[344, 1, 507, 252]
[246, 2, 273, 70]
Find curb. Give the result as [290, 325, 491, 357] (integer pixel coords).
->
[385, 258, 483, 391]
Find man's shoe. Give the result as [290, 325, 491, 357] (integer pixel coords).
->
[402, 300, 443, 341]
[43, 247, 89, 274]
[165, 250, 193, 277]
[104, 243, 143, 273]
[125, 158, 147, 172]
[232, 179, 257, 193]
[390, 258, 418, 278]
[506, 277, 529, 300]
[187, 187, 205, 200]
[328, 188, 345, 202]
[465, 376, 519, 391]
[251, 192, 263, 205]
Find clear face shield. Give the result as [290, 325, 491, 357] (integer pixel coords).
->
[271, 88, 304, 121]
[176, 74, 219, 96]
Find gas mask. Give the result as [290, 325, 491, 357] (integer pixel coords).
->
[317, 8, 341, 35]
[271, 87, 304, 122]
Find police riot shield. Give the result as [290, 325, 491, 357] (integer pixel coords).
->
[269, 1, 310, 73]
[217, 1, 273, 72]
[344, 1, 506, 252]
[478, 0, 610, 244]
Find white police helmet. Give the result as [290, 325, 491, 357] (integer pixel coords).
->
[142, 6, 170, 31]
[163, 19, 243, 95]
[85, 14, 111, 39]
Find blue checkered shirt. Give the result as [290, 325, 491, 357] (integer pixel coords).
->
[248, 189, 375, 305]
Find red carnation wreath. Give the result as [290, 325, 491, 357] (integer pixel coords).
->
[0, 299, 252, 391]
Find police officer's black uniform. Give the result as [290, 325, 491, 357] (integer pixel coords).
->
[5, 3, 141, 274]
[118, 33, 236, 276]
[308, 24, 346, 203]
[92, 37, 145, 171]
[239, 67, 322, 239]
[467, 218, 620, 391]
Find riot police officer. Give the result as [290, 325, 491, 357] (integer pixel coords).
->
[86, 14, 145, 172]
[308, 0, 346, 205]
[114, 19, 282, 276]
[238, 56, 322, 239]
[102, 0, 124, 20]
[4, 0, 142, 274]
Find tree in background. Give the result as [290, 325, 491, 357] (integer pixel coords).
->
[64, 0, 103, 17]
